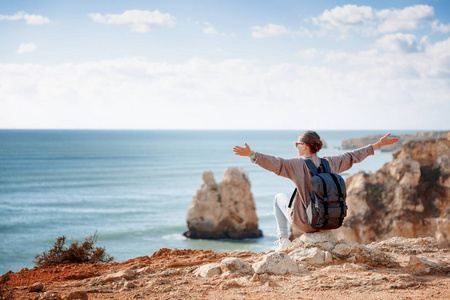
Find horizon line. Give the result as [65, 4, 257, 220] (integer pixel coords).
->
[0, 128, 448, 132]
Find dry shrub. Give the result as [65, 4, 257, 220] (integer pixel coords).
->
[34, 232, 114, 267]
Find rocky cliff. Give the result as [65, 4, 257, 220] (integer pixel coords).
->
[335, 138, 450, 247]
[184, 168, 263, 239]
[341, 131, 449, 151]
[3, 232, 449, 300]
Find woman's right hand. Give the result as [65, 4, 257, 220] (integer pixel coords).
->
[233, 143, 253, 157]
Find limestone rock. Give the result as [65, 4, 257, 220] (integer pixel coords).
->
[335, 138, 450, 247]
[102, 269, 135, 282]
[367, 236, 441, 255]
[404, 255, 442, 274]
[250, 273, 269, 282]
[347, 243, 400, 268]
[289, 247, 332, 265]
[29, 282, 44, 292]
[38, 292, 62, 300]
[332, 243, 352, 257]
[220, 257, 252, 275]
[252, 252, 299, 275]
[287, 231, 339, 252]
[220, 280, 243, 289]
[194, 263, 222, 278]
[65, 291, 89, 300]
[299, 231, 338, 251]
[285, 237, 304, 251]
[263, 280, 280, 288]
[284, 230, 399, 269]
[184, 168, 263, 239]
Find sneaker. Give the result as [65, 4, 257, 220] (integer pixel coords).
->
[274, 237, 291, 252]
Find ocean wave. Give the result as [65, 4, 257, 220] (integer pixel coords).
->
[162, 233, 187, 241]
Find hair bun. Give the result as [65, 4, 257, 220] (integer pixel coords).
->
[299, 131, 323, 154]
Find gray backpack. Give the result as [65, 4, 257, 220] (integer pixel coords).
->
[288, 158, 347, 230]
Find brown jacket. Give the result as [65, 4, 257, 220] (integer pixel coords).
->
[252, 145, 374, 232]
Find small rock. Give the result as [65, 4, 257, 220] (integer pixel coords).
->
[263, 281, 280, 288]
[29, 282, 44, 293]
[368, 237, 441, 255]
[194, 263, 222, 278]
[113, 282, 124, 290]
[404, 255, 441, 274]
[349, 243, 400, 268]
[38, 292, 62, 300]
[124, 281, 136, 289]
[299, 231, 338, 251]
[65, 291, 88, 300]
[332, 243, 352, 257]
[289, 247, 331, 265]
[250, 273, 260, 282]
[253, 252, 299, 275]
[285, 238, 305, 252]
[250, 273, 269, 282]
[220, 280, 243, 289]
[135, 266, 153, 275]
[220, 257, 252, 274]
[102, 269, 135, 282]
[221, 271, 245, 279]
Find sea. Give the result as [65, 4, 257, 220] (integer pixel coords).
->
[0, 129, 415, 274]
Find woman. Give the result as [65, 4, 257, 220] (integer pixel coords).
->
[233, 131, 399, 251]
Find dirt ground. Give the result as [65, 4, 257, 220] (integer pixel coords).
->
[1, 247, 449, 300]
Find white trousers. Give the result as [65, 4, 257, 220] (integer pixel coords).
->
[273, 193, 291, 238]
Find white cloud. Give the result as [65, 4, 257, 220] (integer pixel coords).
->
[375, 33, 419, 53]
[313, 4, 436, 36]
[316, 5, 375, 27]
[252, 24, 290, 38]
[324, 36, 450, 80]
[0, 44, 449, 130]
[17, 42, 37, 54]
[195, 21, 235, 37]
[0, 11, 50, 25]
[297, 48, 319, 59]
[432, 20, 450, 33]
[89, 9, 175, 33]
[203, 26, 219, 35]
[376, 5, 434, 33]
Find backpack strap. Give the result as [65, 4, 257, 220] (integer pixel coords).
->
[319, 158, 332, 173]
[305, 159, 319, 175]
[330, 173, 346, 227]
[288, 188, 296, 208]
[288, 158, 332, 210]
[288, 158, 320, 208]
[316, 173, 329, 228]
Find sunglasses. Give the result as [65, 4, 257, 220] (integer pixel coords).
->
[295, 142, 305, 147]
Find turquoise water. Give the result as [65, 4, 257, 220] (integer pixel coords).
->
[0, 130, 411, 274]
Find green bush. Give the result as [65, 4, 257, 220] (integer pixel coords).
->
[34, 232, 114, 267]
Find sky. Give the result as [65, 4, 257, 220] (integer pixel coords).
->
[1, 0, 449, 130]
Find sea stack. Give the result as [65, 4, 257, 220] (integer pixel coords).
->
[184, 168, 263, 239]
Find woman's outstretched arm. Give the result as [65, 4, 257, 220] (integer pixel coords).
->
[233, 143, 299, 179]
[328, 132, 400, 174]
[371, 133, 400, 150]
